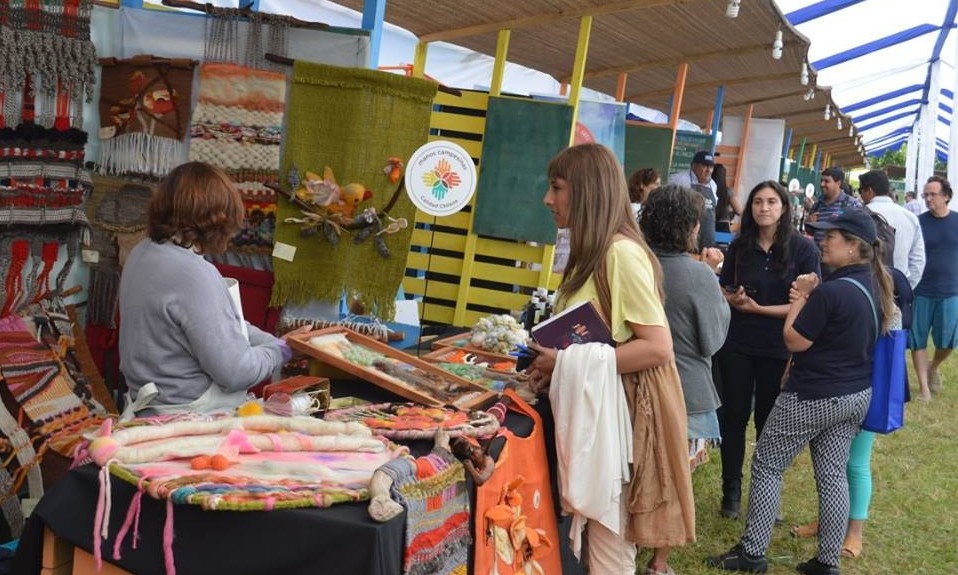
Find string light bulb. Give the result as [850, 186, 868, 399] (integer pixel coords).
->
[772, 29, 784, 60]
[848, 125, 854, 138]
[824, 103, 832, 121]
[803, 88, 816, 101]
[726, 0, 741, 18]
[837, 116, 843, 131]
[800, 62, 809, 86]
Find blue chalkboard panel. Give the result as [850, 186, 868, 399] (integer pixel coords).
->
[473, 97, 573, 244]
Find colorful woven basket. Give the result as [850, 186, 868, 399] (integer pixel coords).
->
[325, 402, 500, 440]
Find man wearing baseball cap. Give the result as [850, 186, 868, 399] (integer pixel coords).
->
[668, 150, 718, 248]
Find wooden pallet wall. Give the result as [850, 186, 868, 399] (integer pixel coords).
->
[403, 89, 561, 327]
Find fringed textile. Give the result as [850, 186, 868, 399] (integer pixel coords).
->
[378, 448, 470, 575]
[272, 61, 437, 318]
[325, 402, 500, 440]
[0, 226, 84, 316]
[189, 63, 285, 261]
[96, 56, 196, 178]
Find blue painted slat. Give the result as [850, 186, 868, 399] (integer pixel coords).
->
[843, 84, 923, 114]
[786, 0, 869, 26]
[858, 109, 921, 132]
[852, 99, 921, 124]
[812, 24, 940, 71]
[361, 0, 387, 68]
[710, 86, 724, 154]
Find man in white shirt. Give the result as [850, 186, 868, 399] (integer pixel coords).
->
[905, 191, 922, 215]
[668, 150, 717, 248]
[859, 169, 925, 288]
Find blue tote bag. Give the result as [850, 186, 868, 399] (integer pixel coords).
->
[840, 278, 907, 434]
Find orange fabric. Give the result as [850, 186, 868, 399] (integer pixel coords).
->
[472, 390, 562, 574]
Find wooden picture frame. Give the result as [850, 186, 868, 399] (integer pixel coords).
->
[287, 327, 497, 410]
[429, 332, 518, 364]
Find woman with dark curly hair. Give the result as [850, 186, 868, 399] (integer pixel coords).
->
[714, 180, 820, 519]
[640, 184, 730, 573]
[118, 162, 291, 417]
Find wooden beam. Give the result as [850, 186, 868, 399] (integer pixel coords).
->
[683, 88, 808, 115]
[567, 16, 594, 143]
[571, 43, 769, 82]
[627, 72, 798, 102]
[733, 104, 753, 194]
[668, 62, 690, 169]
[489, 30, 511, 97]
[420, 0, 687, 43]
[615, 73, 628, 102]
[412, 41, 428, 78]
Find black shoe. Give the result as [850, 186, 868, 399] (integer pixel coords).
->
[775, 511, 786, 526]
[721, 497, 741, 519]
[721, 478, 742, 519]
[705, 545, 768, 573]
[796, 557, 840, 575]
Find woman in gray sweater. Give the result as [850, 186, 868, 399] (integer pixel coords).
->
[640, 184, 730, 448]
[118, 162, 291, 417]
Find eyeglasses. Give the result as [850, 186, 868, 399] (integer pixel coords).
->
[922, 192, 942, 198]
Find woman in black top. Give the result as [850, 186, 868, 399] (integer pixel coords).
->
[708, 208, 896, 575]
[715, 181, 820, 519]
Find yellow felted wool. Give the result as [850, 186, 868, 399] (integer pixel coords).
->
[271, 61, 437, 318]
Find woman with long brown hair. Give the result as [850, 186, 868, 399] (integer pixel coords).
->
[526, 144, 694, 575]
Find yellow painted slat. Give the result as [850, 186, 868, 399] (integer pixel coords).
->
[427, 134, 483, 158]
[410, 229, 467, 252]
[548, 272, 563, 291]
[472, 261, 540, 286]
[402, 277, 460, 300]
[467, 286, 529, 310]
[422, 303, 455, 324]
[406, 252, 465, 276]
[435, 90, 489, 110]
[432, 210, 472, 229]
[461, 309, 490, 327]
[430, 112, 486, 135]
[474, 237, 546, 263]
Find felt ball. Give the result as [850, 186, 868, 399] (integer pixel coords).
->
[190, 455, 212, 470]
[236, 400, 264, 417]
[210, 454, 232, 470]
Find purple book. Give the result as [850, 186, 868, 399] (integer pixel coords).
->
[531, 300, 613, 349]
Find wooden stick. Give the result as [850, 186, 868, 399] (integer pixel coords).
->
[160, 0, 330, 31]
[264, 53, 462, 97]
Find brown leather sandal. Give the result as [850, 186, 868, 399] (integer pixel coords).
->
[841, 535, 862, 558]
[789, 520, 818, 538]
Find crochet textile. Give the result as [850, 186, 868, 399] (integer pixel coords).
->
[379, 448, 470, 575]
[326, 402, 500, 440]
[83, 175, 153, 327]
[189, 63, 285, 260]
[271, 61, 438, 317]
[97, 56, 196, 178]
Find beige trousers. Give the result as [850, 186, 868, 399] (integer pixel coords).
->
[587, 498, 637, 575]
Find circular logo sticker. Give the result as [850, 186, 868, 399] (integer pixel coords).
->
[405, 140, 477, 217]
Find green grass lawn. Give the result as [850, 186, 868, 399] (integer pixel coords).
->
[650, 356, 958, 575]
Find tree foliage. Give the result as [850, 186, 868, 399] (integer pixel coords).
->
[869, 144, 947, 171]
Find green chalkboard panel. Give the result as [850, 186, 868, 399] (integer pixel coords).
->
[473, 97, 573, 244]
[669, 131, 714, 177]
[624, 123, 672, 182]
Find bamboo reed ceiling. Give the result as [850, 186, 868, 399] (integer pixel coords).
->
[334, 0, 862, 165]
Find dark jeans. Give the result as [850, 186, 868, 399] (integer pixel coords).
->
[715, 347, 788, 485]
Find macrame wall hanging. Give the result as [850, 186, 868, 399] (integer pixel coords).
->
[96, 56, 197, 179]
[0, 0, 97, 316]
[189, 6, 292, 270]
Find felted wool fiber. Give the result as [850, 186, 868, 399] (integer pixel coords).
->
[271, 61, 437, 318]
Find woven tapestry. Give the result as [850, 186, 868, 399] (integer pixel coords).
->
[189, 63, 286, 263]
[0, 329, 106, 457]
[272, 61, 437, 317]
[379, 448, 470, 575]
[0, 0, 97, 130]
[97, 56, 196, 178]
[0, 226, 83, 317]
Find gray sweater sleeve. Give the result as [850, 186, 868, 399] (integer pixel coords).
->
[171, 271, 283, 392]
[690, 261, 731, 357]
